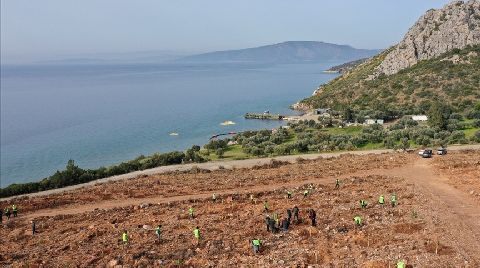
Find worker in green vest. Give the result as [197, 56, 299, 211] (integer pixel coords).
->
[252, 238, 262, 254]
[378, 195, 385, 205]
[354, 216, 362, 227]
[122, 230, 129, 245]
[397, 259, 406, 268]
[263, 201, 269, 212]
[155, 225, 162, 242]
[359, 200, 368, 209]
[287, 190, 292, 199]
[193, 226, 201, 244]
[391, 194, 397, 207]
[303, 190, 309, 198]
[12, 205, 18, 217]
[189, 207, 195, 219]
[5, 208, 11, 220]
[335, 179, 340, 189]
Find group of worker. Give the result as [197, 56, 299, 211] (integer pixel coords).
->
[354, 194, 398, 227]
[118, 179, 403, 265]
[1, 204, 18, 223]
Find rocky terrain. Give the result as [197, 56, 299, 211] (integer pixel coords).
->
[1, 150, 480, 267]
[376, 0, 480, 76]
[300, 1, 480, 112]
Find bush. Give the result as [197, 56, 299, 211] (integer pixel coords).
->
[0, 150, 189, 198]
[471, 131, 480, 142]
[216, 148, 225, 158]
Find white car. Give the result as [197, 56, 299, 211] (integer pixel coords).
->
[418, 149, 425, 156]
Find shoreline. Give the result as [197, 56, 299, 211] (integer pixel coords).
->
[2, 144, 479, 201]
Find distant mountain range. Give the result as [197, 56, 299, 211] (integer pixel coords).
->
[177, 41, 381, 64]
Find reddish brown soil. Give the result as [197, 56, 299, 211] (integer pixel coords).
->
[0, 151, 479, 267]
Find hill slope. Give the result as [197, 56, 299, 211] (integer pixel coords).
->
[300, 1, 480, 116]
[178, 41, 380, 63]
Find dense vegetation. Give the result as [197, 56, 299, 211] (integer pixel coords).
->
[0, 148, 206, 198]
[229, 106, 480, 157]
[301, 45, 480, 120]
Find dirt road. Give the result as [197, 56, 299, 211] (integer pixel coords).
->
[3, 144, 479, 201]
[377, 159, 480, 264]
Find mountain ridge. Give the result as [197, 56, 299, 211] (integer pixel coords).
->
[177, 41, 381, 63]
[299, 0, 480, 117]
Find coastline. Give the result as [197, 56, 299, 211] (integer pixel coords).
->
[2, 144, 479, 201]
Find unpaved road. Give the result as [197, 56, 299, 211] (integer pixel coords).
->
[374, 159, 480, 264]
[3, 144, 479, 201]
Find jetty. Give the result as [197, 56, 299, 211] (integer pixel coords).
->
[245, 113, 285, 120]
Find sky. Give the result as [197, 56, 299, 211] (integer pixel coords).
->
[1, 0, 452, 63]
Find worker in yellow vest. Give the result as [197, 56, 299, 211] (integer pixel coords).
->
[193, 226, 201, 245]
[189, 207, 195, 219]
[378, 195, 385, 205]
[122, 230, 129, 245]
[354, 216, 362, 227]
[12, 205, 18, 217]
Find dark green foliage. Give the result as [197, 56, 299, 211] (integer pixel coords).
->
[427, 102, 452, 130]
[0, 150, 195, 198]
[216, 148, 225, 158]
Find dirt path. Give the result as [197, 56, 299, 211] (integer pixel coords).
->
[373, 159, 480, 264]
[3, 144, 479, 202]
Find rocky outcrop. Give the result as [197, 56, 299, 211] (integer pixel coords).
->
[375, 0, 480, 76]
[290, 101, 313, 111]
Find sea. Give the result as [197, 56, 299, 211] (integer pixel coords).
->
[0, 62, 339, 187]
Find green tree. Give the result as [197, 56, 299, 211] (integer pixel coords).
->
[343, 108, 354, 123]
[427, 102, 451, 130]
[216, 148, 225, 158]
[400, 138, 410, 150]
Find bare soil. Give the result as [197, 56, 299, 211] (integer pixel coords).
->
[1, 150, 479, 267]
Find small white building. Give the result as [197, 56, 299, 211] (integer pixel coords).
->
[365, 119, 384, 125]
[412, 115, 428, 121]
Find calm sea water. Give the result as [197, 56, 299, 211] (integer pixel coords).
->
[0, 62, 339, 187]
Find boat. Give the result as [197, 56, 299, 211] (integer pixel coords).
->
[220, 121, 236, 126]
[169, 132, 179, 136]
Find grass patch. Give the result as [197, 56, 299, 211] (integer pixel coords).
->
[323, 126, 363, 135]
[464, 127, 480, 138]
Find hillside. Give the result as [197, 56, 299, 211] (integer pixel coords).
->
[1, 150, 480, 266]
[178, 41, 380, 63]
[324, 58, 369, 74]
[300, 0, 480, 116]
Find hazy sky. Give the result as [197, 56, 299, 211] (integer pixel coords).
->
[1, 0, 452, 63]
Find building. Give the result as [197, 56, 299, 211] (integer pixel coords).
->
[365, 119, 384, 125]
[412, 115, 428, 121]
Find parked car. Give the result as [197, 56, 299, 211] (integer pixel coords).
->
[421, 149, 433, 158]
[437, 148, 447, 155]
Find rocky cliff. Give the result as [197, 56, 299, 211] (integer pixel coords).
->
[375, 0, 480, 76]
